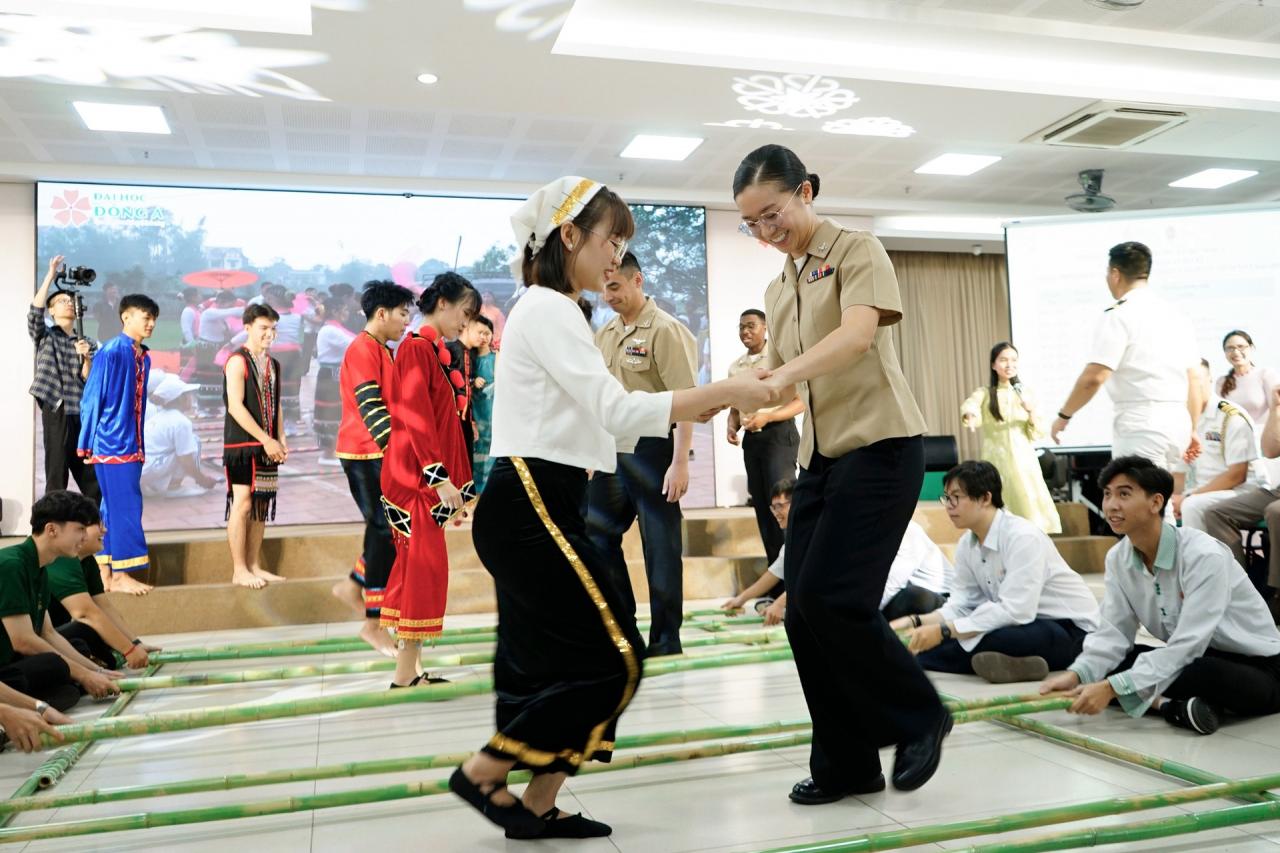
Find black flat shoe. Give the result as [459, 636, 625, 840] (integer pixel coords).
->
[788, 774, 885, 805]
[448, 767, 543, 838]
[389, 675, 422, 689]
[505, 807, 612, 839]
[892, 710, 952, 791]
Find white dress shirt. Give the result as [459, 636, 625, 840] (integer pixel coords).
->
[940, 509, 1100, 651]
[1069, 524, 1280, 716]
[489, 285, 673, 473]
[1177, 398, 1270, 491]
[1088, 286, 1199, 408]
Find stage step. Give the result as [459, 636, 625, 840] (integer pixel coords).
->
[110, 555, 762, 635]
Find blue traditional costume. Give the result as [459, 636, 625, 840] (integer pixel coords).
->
[78, 334, 151, 574]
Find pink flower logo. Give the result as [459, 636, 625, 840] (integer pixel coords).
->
[51, 190, 90, 226]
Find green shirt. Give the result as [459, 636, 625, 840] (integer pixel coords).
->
[0, 539, 51, 666]
[46, 555, 103, 628]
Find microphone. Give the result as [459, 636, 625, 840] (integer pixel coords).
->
[1011, 378, 1024, 396]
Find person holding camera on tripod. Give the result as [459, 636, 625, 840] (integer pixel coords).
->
[29, 255, 100, 503]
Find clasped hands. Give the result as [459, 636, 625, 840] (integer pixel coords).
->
[699, 368, 793, 423]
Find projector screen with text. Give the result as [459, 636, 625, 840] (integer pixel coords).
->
[1006, 205, 1280, 449]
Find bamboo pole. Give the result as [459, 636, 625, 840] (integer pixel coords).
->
[948, 698, 1073, 725]
[150, 633, 498, 664]
[756, 771, 1280, 853]
[125, 628, 790, 692]
[943, 692, 1066, 712]
[41, 647, 798, 749]
[0, 731, 815, 843]
[954, 801, 1280, 853]
[0, 719, 815, 816]
[153, 609, 755, 659]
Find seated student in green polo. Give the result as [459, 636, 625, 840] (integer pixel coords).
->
[0, 491, 123, 711]
[47, 511, 160, 670]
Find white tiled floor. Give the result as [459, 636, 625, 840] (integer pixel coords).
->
[6, 602, 1280, 852]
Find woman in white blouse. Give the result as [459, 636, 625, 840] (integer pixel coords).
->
[447, 177, 771, 841]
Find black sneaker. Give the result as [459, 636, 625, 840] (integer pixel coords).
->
[1162, 697, 1221, 735]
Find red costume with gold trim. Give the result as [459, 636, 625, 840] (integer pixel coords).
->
[379, 328, 473, 639]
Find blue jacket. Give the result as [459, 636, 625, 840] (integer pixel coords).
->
[77, 334, 150, 463]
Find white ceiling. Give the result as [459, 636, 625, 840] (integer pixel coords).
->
[0, 0, 1277, 222]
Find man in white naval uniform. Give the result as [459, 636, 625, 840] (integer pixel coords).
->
[1051, 242, 1201, 470]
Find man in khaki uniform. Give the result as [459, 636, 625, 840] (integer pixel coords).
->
[727, 309, 802, 567]
[587, 252, 698, 656]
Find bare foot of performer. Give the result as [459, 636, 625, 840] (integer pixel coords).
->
[250, 566, 286, 584]
[231, 566, 266, 590]
[108, 573, 152, 595]
[332, 579, 397, 657]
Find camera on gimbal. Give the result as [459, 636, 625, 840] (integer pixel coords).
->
[53, 264, 96, 288]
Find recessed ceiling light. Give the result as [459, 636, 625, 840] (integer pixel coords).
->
[619, 134, 703, 161]
[416, 72, 439, 85]
[914, 154, 1002, 176]
[72, 102, 171, 134]
[1168, 168, 1258, 189]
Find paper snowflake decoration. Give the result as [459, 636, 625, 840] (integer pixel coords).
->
[822, 117, 916, 138]
[463, 0, 572, 41]
[732, 73, 859, 119]
[704, 118, 794, 131]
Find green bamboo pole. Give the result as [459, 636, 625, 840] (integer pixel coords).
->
[126, 629, 790, 692]
[0, 731, 814, 843]
[943, 692, 1064, 712]
[150, 632, 498, 664]
[756, 771, 1280, 853]
[154, 609, 755, 659]
[949, 698, 1073, 725]
[0, 718, 815, 816]
[41, 647, 797, 749]
[954, 801, 1280, 853]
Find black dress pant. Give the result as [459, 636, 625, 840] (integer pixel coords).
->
[742, 420, 798, 565]
[41, 405, 101, 502]
[586, 434, 684, 656]
[785, 436, 945, 789]
[342, 458, 396, 618]
[918, 618, 1087, 674]
[0, 652, 80, 711]
[1111, 645, 1280, 718]
[57, 620, 117, 670]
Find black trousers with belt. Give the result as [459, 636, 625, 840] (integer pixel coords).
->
[586, 434, 685, 657]
[41, 405, 101, 502]
[742, 420, 798, 565]
[785, 435, 946, 789]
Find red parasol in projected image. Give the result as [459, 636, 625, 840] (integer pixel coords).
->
[182, 269, 260, 289]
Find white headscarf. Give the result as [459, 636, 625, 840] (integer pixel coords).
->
[509, 176, 603, 282]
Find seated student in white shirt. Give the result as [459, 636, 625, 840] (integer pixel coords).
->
[894, 461, 1100, 684]
[724, 478, 950, 626]
[1173, 359, 1269, 533]
[1041, 455, 1280, 735]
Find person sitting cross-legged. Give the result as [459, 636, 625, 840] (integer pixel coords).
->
[47, 512, 161, 671]
[725, 477, 951, 628]
[893, 461, 1100, 684]
[1041, 455, 1280, 735]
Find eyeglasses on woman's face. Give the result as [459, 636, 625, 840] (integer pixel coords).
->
[1224, 344, 1251, 354]
[579, 227, 627, 263]
[738, 184, 801, 237]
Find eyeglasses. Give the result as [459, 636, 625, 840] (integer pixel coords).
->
[938, 493, 966, 509]
[579, 227, 628, 263]
[1225, 345, 1251, 353]
[738, 184, 801, 237]
[769, 499, 790, 513]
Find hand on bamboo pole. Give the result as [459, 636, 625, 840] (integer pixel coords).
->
[0, 706, 64, 753]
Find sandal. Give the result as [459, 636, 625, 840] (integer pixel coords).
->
[505, 807, 612, 839]
[389, 675, 422, 689]
[448, 767, 543, 837]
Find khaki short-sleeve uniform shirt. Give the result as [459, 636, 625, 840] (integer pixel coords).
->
[595, 297, 699, 395]
[763, 219, 926, 468]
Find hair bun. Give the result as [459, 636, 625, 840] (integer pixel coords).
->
[807, 172, 821, 198]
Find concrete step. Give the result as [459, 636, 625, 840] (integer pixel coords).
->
[109, 555, 756, 635]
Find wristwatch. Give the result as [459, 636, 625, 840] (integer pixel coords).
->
[34, 701, 49, 717]
[939, 624, 954, 641]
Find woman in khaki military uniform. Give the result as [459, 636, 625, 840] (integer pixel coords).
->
[732, 144, 950, 804]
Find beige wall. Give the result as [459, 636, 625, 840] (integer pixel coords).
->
[0, 182, 37, 534]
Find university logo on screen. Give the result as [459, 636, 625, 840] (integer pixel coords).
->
[50, 188, 168, 227]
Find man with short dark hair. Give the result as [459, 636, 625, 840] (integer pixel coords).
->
[897, 461, 1099, 684]
[330, 280, 415, 656]
[727, 308, 801, 564]
[78, 293, 160, 596]
[48, 512, 159, 670]
[0, 491, 123, 712]
[1043, 456, 1280, 734]
[29, 255, 100, 502]
[1051, 241, 1202, 471]
[588, 251, 699, 656]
